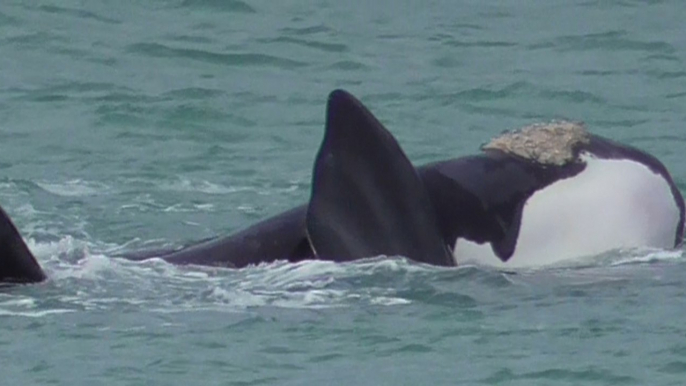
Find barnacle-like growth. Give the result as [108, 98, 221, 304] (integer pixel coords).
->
[483, 121, 590, 166]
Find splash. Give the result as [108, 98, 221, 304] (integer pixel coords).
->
[3, 233, 684, 318]
[36, 179, 111, 197]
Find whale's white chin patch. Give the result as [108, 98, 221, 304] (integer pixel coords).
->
[453, 153, 681, 269]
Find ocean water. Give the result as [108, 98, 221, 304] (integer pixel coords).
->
[1, 0, 686, 385]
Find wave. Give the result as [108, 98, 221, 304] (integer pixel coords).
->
[126, 43, 307, 69]
[35, 179, 111, 197]
[1, 233, 683, 319]
[157, 177, 247, 195]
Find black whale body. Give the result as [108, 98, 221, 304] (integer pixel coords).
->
[0, 90, 683, 283]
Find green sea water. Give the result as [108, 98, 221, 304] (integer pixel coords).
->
[1, 1, 686, 385]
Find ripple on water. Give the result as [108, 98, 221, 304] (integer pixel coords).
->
[326, 60, 369, 71]
[552, 30, 676, 54]
[443, 39, 517, 48]
[658, 361, 686, 375]
[126, 43, 307, 69]
[483, 367, 638, 384]
[35, 179, 111, 197]
[261, 36, 348, 53]
[179, 0, 256, 13]
[161, 87, 226, 100]
[280, 25, 333, 36]
[36, 4, 121, 24]
[9, 82, 126, 104]
[437, 81, 532, 104]
[0, 11, 19, 26]
[538, 89, 607, 105]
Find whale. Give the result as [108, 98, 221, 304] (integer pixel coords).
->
[0, 207, 46, 284]
[0, 89, 683, 283]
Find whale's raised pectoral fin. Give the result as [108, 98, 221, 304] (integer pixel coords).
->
[0, 207, 46, 284]
[306, 90, 453, 266]
[420, 153, 549, 263]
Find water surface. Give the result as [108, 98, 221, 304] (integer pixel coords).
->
[1, 1, 686, 385]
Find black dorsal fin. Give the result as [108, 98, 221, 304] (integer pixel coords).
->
[306, 90, 453, 266]
[0, 206, 46, 283]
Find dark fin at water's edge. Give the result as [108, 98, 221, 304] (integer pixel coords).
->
[0, 207, 46, 283]
[306, 89, 454, 266]
[136, 205, 313, 268]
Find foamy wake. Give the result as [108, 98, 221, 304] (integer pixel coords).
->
[460, 247, 685, 272]
[36, 179, 111, 197]
[1, 237, 684, 318]
[159, 177, 248, 195]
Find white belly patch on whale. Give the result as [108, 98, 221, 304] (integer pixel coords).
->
[453, 153, 681, 268]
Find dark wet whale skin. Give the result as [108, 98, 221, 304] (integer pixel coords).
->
[116, 92, 686, 268]
[139, 117, 685, 269]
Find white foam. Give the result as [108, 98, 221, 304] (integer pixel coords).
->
[36, 179, 110, 197]
[454, 153, 682, 268]
[609, 248, 684, 266]
[26, 235, 85, 259]
[162, 203, 215, 212]
[0, 309, 75, 317]
[161, 177, 246, 195]
[369, 297, 412, 306]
